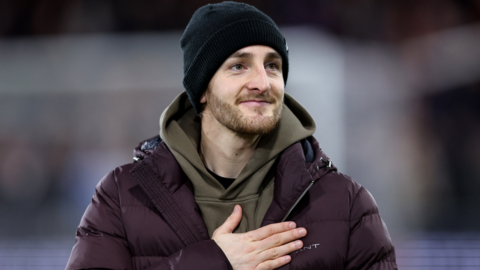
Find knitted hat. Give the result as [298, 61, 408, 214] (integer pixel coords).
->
[181, 1, 289, 113]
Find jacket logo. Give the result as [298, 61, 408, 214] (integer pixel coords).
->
[296, 243, 320, 253]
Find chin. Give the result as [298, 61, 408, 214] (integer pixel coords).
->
[241, 110, 274, 119]
[241, 105, 274, 116]
[232, 113, 281, 135]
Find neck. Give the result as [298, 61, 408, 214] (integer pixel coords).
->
[200, 111, 260, 179]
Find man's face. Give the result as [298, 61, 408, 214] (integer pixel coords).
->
[200, 45, 284, 135]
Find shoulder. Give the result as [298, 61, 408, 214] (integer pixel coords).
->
[304, 136, 374, 218]
[94, 163, 138, 202]
[97, 135, 180, 208]
[305, 170, 367, 221]
[320, 171, 373, 211]
[96, 135, 166, 197]
[318, 170, 361, 198]
[322, 171, 379, 219]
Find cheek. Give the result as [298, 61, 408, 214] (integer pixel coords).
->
[271, 81, 284, 98]
[206, 87, 237, 106]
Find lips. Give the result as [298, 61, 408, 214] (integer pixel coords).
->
[240, 100, 270, 104]
[236, 94, 276, 105]
[238, 99, 272, 109]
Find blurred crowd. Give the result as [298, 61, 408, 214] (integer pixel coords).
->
[2, 0, 480, 42]
[421, 80, 480, 231]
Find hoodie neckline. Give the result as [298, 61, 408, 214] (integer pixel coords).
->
[159, 92, 316, 199]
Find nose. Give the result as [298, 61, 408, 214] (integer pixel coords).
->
[246, 65, 271, 93]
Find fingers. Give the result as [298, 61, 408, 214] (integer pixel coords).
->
[260, 240, 303, 262]
[255, 239, 303, 270]
[249, 222, 297, 241]
[256, 255, 291, 270]
[212, 205, 242, 237]
[261, 227, 307, 250]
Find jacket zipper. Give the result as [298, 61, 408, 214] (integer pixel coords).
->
[281, 180, 315, 222]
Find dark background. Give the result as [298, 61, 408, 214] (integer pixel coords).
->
[2, 0, 480, 42]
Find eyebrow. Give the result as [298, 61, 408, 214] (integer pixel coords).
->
[228, 51, 282, 61]
[229, 51, 254, 59]
[265, 52, 282, 61]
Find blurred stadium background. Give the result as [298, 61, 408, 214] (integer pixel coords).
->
[1, 0, 480, 269]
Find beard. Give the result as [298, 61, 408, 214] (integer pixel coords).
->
[205, 90, 283, 135]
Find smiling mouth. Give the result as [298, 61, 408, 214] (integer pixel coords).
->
[239, 100, 271, 106]
[240, 100, 270, 103]
[236, 93, 277, 106]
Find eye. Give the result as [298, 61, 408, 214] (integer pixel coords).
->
[266, 63, 278, 70]
[231, 64, 244, 71]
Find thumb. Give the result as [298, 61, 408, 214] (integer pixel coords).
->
[214, 205, 242, 236]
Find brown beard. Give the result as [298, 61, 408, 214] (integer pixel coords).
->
[205, 90, 283, 135]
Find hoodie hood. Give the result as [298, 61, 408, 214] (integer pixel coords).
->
[159, 91, 315, 235]
[159, 92, 315, 194]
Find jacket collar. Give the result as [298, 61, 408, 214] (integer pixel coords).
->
[261, 136, 336, 226]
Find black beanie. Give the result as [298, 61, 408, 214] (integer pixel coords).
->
[181, 1, 289, 114]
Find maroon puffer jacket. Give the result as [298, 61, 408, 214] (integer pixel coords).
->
[66, 136, 397, 270]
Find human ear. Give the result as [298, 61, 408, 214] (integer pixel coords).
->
[200, 92, 207, 103]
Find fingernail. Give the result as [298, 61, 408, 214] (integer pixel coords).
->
[295, 241, 302, 248]
[284, 256, 291, 262]
[289, 222, 296, 229]
[233, 205, 238, 212]
[298, 228, 306, 236]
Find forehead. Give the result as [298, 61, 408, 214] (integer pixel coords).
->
[226, 45, 282, 60]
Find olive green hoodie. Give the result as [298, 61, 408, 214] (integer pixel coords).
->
[160, 92, 315, 237]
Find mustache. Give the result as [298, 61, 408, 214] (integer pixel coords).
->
[235, 93, 279, 104]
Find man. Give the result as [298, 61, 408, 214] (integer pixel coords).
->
[66, 2, 397, 269]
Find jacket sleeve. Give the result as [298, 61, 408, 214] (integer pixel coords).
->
[66, 170, 232, 270]
[345, 186, 397, 270]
